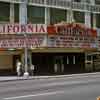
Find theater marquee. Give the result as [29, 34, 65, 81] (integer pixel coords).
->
[48, 23, 97, 49]
[0, 35, 46, 48]
[0, 24, 47, 34]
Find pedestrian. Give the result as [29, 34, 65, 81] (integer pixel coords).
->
[16, 60, 22, 77]
[30, 64, 35, 76]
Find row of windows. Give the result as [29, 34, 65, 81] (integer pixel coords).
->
[74, 0, 100, 4]
[0, 2, 100, 28]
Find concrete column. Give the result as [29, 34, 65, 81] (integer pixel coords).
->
[85, 53, 87, 71]
[93, 14, 96, 29]
[67, 10, 74, 23]
[10, 3, 14, 23]
[73, 56, 75, 64]
[21, 53, 25, 66]
[61, 58, 64, 73]
[66, 10, 70, 23]
[83, 0, 95, 28]
[19, 2, 27, 24]
[44, 7, 49, 48]
[67, 56, 69, 64]
[45, 7, 50, 25]
[85, 12, 91, 28]
[90, 0, 96, 29]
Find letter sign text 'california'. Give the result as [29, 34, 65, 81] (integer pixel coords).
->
[0, 24, 47, 34]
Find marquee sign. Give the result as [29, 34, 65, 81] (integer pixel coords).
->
[48, 35, 97, 48]
[0, 24, 47, 34]
[48, 23, 97, 37]
[47, 23, 97, 49]
[56, 23, 97, 37]
[0, 23, 98, 49]
[0, 35, 46, 48]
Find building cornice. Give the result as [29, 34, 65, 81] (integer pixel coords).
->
[1, 0, 100, 13]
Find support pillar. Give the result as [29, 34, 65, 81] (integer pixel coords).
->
[44, 7, 49, 46]
[45, 7, 50, 25]
[10, 3, 14, 23]
[85, 12, 91, 28]
[84, 0, 96, 28]
[90, 0, 96, 29]
[93, 14, 96, 29]
[66, 10, 71, 23]
[19, 2, 27, 24]
[67, 56, 69, 64]
[67, 9, 74, 23]
[73, 56, 75, 64]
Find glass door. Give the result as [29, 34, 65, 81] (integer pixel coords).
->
[54, 56, 64, 74]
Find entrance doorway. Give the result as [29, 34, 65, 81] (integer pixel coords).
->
[13, 55, 21, 75]
[31, 53, 85, 75]
[63, 53, 85, 74]
[54, 56, 64, 74]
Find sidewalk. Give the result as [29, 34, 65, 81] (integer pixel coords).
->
[0, 72, 100, 82]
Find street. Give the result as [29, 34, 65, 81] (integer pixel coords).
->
[0, 74, 100, 100]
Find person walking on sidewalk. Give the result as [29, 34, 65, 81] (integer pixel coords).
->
[30, 64, 35, 76]
[16, 59, 22, 77]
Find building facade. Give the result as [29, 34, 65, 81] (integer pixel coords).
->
[0, 0, 100, 75]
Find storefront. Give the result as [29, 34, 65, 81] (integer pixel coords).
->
[0, 24, 47, 75]
[45, 23, 97, 75]
[0, 23, 98, 75]
[31, 51, 85, 75]
[0, 48, 22, 75]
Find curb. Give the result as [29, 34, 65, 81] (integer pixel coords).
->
[0, 72, 100, 82]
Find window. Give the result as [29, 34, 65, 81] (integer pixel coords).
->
[95, 0, 100, 4]
[96, 14, 100, 28]
[74, 0, 81, 2]
[87, 56, 91, 61]
[27, 6, 45, 24]
[14, 4, 19, 22]
[0, 2, 10, 22]
[85, 0, 90, 3]
[91, 13, 93, 28]
[74, 0, 90, 3]
[73, 11, 85, 23]
[50, 8, 66, 24]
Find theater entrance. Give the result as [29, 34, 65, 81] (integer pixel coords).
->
[31, 53, 85, 75]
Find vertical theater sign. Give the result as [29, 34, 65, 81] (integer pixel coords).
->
[48, 23, 97, 49]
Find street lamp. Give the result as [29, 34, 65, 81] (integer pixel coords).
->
[22, 0, 29, 78]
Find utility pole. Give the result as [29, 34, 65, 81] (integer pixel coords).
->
[24, 0, 29, 78]
[19, 0, 29, 78]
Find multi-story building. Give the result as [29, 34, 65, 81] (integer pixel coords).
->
[0, 0, 100, 75]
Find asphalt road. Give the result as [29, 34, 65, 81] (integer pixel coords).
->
[0, 75, 100, 100]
